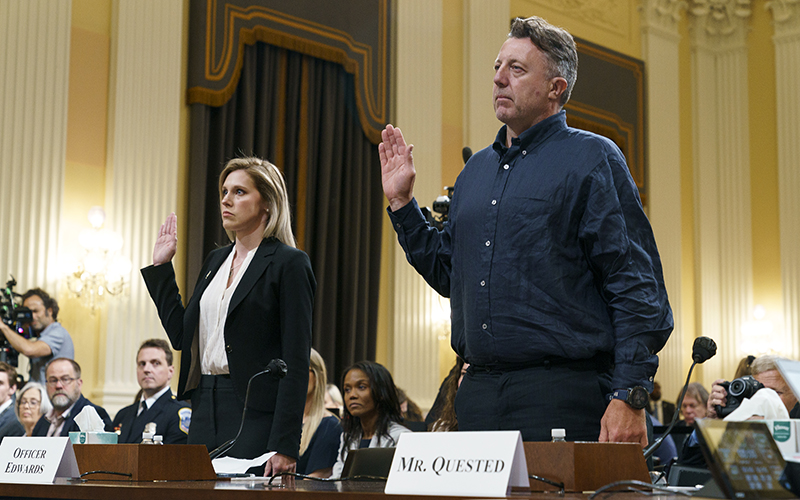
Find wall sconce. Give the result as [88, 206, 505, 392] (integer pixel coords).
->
[61, 206, 132, 310]
[740, 305, 783, 355]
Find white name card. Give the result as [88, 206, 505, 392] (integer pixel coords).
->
[0, 437, 80, 484]
[385, 431, 528, 497]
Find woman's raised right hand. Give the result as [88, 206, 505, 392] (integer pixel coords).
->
[153, 213, 178, 265]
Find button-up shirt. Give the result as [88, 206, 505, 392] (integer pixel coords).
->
[388, 111, 673, 390]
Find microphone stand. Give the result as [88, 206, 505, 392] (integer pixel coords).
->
[208, 359, 287, 460]
[643, 361, 698, 460]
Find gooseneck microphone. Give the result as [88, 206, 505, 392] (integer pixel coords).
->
[208, 358, 288, 460]
[642, 336, 717, 459]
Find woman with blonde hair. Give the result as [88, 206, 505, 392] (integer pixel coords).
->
[142, 156, 315, 475]
[297, 349, 342, 477]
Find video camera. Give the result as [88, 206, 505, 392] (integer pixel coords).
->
[715, 375, 765, 419]
[0, 276, 33, 367]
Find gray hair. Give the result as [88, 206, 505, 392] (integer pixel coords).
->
[15, 382, 53, 421]
[509, 16, 578, 107]
[750, 355, 786, 376]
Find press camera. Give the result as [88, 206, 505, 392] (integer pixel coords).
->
[0, 277, 33, 366]
[715, 375, 765, 419]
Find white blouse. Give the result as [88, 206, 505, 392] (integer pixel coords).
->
[198, 246, 257, 374]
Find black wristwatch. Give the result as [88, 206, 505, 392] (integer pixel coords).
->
[610, 386, 650, 410]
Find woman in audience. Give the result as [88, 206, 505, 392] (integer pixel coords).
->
[297, 349, 342, 477]
[431, 357, 468, 432]
[734, 355, 756, 379]
[397, 388, 424, 422]
[325, 383, 343, 417]
[15, 382, 52, 436]
[679, 382, 708, 426]
[331, 361, 410, 478]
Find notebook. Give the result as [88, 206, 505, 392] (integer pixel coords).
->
[694, 419, 794, 498]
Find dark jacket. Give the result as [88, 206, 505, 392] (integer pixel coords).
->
[31, 394, 112, 437]
[112, 389, 191, 444]
[141, 237, 315, 458]
[0, 403, 24, 441]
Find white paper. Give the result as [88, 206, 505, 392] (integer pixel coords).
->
[212, 451, 276, 474]
[385, 431, 528, 497]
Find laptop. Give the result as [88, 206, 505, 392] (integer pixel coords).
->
[340, 447, 396, 479]
[694, 419, 794, 498]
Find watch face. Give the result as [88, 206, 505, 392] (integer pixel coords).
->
[630, 387, 649, 409]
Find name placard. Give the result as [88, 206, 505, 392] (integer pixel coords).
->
[385, 431, 528, 497]
[0, 437, 80, 484]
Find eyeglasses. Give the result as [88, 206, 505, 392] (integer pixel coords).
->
[19, 399, 41, 408]
[46, 376, 77, 387]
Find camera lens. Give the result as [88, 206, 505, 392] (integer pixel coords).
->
[728, 378, 746, 397]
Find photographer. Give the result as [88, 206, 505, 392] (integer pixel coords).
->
[0, 289, 74, 383]
[707, 354, 800, 419]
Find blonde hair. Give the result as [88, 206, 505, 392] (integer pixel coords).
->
[300, 348, 333, 455]
[218, 157, 296, 247]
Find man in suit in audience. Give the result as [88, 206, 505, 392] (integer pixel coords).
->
[0, 362, 24, 440]
[112, 339, 190, 444]
[32, 358, 112, 436]
[647, 381, 677, 424]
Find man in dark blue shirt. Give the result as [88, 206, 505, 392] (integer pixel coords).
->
[379, 16, 672, 445]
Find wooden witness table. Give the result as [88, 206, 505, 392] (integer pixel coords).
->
[0, 442, 657, 499]
[0, 478, 673, 500]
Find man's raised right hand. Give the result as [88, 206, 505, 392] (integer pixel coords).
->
[378, 124, 416, 212]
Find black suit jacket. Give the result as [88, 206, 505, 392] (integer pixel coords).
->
[112, 389, 190, 444]
[0, 403, 24, 440]
[141, 237, 315, 458]
[31, 394, 112, 437]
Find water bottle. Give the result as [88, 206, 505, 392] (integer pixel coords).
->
[551, 428, 566, 442]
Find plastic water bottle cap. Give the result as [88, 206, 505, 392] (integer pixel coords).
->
[551, 428, 566, 439]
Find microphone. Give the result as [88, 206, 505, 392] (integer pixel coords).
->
[643, 336, 717, 459]
[208, 358, 288, 460]
[462, 147, 472, 164]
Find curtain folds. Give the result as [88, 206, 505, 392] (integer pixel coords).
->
[188, 43, 382, 382]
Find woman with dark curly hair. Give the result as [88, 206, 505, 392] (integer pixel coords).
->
[331, 361, 409, 478]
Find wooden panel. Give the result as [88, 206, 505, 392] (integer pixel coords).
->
[73, 444, 216, 481]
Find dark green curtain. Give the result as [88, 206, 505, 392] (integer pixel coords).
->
[188, 42, 383, 383]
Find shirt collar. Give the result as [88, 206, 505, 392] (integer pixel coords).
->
[492, 110, 568, 157]
[45, 398, 78, 424]
[140, 385, 171, 410]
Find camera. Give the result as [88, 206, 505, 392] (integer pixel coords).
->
[0, 276, 33, 367]
[715, 375, 765, 419]
[422, 186, 454, 231]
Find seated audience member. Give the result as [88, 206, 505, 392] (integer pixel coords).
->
[678, 382, 708, 426]
[397, 388, 424, 423]
[734, 355, 756, 379]
[708, 354, 799, 418]
[431, 357, 468, 432]
[425, 357, 464, 428]
[32, 358, 112, 436]
[0, 362, 24, 440]
[325, 383, 343, 417]
[297, 349, 342, 477]
[646, 412, 678, 466]
[15, 382, 51, 436]
[112, 339, 191, 444]
[331, 361, 410, 478]
[647, 381, 676, 424]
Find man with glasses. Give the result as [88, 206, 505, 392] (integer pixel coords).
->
[0, 362, 24, 440]
[31, 358, 111, 437]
